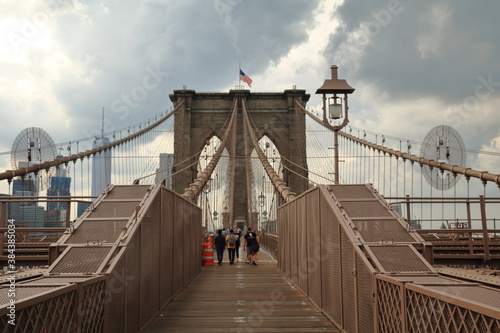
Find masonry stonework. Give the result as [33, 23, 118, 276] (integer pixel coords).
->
[169, 89, 309, 228]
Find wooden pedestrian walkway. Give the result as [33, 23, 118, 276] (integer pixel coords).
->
[143, 249, 339, 332]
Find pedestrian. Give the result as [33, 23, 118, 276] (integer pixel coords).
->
[234, 227, 242, 262]
[214, 229, 226, 265]
[252, 230, 260, 264]
[244, 227, 259, 265]
[226, 229, 237, 265]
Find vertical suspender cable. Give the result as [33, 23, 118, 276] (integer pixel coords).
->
[420, 164, 423, 227]
[403, 159, 406, 197]
[389, 155, 392, 197]
[430, 170, 433, 227]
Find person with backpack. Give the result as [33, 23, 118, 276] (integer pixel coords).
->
[226, 229, 237, 265]
[233, 227, 242, 262]
[214, 229, 226, 265]
[244, 227, 259, 265]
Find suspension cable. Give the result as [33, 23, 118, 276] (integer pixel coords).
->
[180, 98, 238, 202]
[0, 100, 185, 181]
[294, 99, 500, 187]
[241, 98, 296, 202]
[279, 155, 334, 184]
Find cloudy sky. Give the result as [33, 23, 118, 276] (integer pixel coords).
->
[1, 0, 499, 195]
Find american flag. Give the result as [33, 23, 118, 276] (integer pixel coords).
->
[240, 70, 252, 87]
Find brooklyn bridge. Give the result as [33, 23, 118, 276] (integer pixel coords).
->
[0, 67, 499, 332]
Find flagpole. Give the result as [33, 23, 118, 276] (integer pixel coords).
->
[238, 61, 241, 88]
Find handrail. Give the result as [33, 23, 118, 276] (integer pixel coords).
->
[0, 99, 185, 181]
[294, 99, 500, 187]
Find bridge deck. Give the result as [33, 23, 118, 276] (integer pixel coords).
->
[144, 249, 338, 332]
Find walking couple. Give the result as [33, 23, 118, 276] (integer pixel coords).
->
[214, 227, 242, 265]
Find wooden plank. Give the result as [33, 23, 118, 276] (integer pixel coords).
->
[143, 249, 339, 332]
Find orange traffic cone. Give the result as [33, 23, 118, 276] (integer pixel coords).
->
[202, 239, 214, 266]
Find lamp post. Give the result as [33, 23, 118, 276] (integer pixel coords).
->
[315, 65, 355, 184]
[258, 192, 265, 232]
[203, 178, 211, 230]
[262, 210, 268, 232]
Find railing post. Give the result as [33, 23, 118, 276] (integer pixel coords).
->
[479, 195, 490, 262]
[65, 198, 71, 228]
[0, 202, 5, 255]
[400, 283, 407, 333]
[334, 129, 340, 184]
[405, 194, 411, 222]
[0, 201, 6, 228]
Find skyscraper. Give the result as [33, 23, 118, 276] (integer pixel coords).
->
[46, 155, 71, 224]
[91, 136, 112, 197]
[155, 153, 174, 188]
[13, 161, 38, 196]
[10, 177, 38, 224]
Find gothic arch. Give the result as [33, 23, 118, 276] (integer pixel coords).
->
[170, 89, 309, 226]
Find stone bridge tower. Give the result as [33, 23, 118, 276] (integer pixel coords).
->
[169, 89, 309, 229]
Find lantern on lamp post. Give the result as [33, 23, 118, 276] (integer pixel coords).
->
[258, 192, 265, 231]
[315, 65, 355, 184]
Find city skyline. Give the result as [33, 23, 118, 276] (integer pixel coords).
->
[0, 1, 499, 197]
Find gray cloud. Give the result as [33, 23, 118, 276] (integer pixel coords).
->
[21, 0, 321, 135]
[329, 0, 500, 99]
[0, 0, 498, 193]
[325, 0, 500, 151]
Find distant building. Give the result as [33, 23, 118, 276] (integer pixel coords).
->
[9, 178, 41, 223]
[19, 205, 45, 228]
[391, 203, 403, 216]
[91, 136, 111, 197]
[6, 190, 44, 231]
[14, 161, 40, 195]
[155, 153, 174, 189]
[46, 176, 71, 210]
[77, 202, 91, 217]
[12, 177, 37, 197]
[46, 155, 71, 225]
[410, 220, 422, 230]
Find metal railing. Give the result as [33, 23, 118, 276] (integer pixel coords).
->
[277, 184, 500, 333]
[385, 195, 500, 264]
[260, 233, 278, 260]
[0, 184, 202, 332]
[0, 196, 96, 267]
[377, 274, 500, 332]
